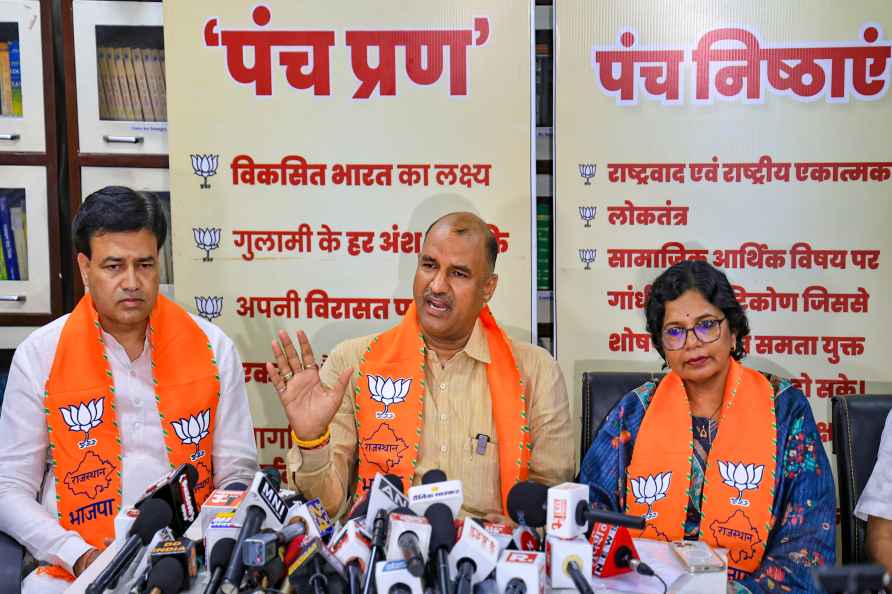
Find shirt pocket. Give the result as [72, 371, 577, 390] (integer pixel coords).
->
[462, 432, 501, 516]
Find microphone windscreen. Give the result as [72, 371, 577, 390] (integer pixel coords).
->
[384, 474, 405, 493]
[507, 481, 548, 528]
[209, 537, 236, 571]
[421, 469, 447, 484]
[146, 556, 185, 594]
[132, 498, 173, 543]
[224, 482, 248, 491]
[183, 463, 199, 487]
[425, 503, 455, 551]
[262, 467, 283, 491]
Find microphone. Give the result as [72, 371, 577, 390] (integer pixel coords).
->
[545, 535, 593, 594]
[202, 537, 235, 594]
[384, 508, 430, 578]
[507, 481, 548, 528]
[86, 498, 173, 594]
[424, 503, 455, 594]
[375, 560, 423, 594]
[347, 472, 402, 521]
[285, 497, 335, 541]
[220, 470, 288, 594]
[198, 487, 248, 536]
[511, 525, 541, 552]
[145, 556, 186, 594]
[496, 551, 546, 594]
[364, 473, 408, 533]
[588, 521, 639, 578]
[813, 564, 891, 593]
[148, 538, 199, 589]
[548, 482, 646, 541]
[407, 469, 463, 516]
[246, 556, 287, 591]
[134, 463, 199, 537]
[546, 483, 590, 539]
[448, 517, 500, 594]
[361, 508, 390, 594]
[331, 520, 372, 572]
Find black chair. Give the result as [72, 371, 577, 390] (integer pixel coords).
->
[0, 531, 22, 593]
[831, 394, 892, 564]
[579, 371, 663, 459]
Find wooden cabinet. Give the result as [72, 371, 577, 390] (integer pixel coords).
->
[0, 0, 62, 331]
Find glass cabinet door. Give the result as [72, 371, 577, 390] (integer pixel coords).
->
[0, 1, 45, 152]
[73, 0, 166, 154]
[0, 165, 50, 314]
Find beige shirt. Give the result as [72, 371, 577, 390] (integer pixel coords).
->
[287, 319, 575, 518]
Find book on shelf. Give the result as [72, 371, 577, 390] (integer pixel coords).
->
[10, 204, 27, 280]
[0, 41, 14, 117]
[131, 47, 156, 121]
[98, 45, 167, 122]
[8, 40, 22, 117]
[0, 195, 20, 281]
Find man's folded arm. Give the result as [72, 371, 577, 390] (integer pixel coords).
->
[0, 345, 93, 573]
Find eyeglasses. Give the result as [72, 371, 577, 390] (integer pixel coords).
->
[661, 318, 725, 351]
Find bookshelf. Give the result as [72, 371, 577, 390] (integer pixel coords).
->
[62, 0, 170, 302]
[0, 0, 63, 340]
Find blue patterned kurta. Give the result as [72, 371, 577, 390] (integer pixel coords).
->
[579, 373, 836, 593]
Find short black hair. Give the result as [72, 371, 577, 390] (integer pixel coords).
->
[644, 260, 750, 362]
[72, 186, 167, 259]
[424, 212, 498, 272]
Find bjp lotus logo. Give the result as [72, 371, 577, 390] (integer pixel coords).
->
[193, 227, 222, 262]
[579, 163, 596, 185]
[59, 398, 105, 449]
[631, 472, 672, 520]
[171, 409, 211, 461]
[195, 296, 223, 322]
[718, 461, 764, 507]
[367, 375, 411, 419]
[578, 206, 597, 228]
[579, 248, 597, 270]
[191, 154, 219, 189]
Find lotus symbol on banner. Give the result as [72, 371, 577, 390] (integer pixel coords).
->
[631, 472, 672, 520]
[579, 163, 596, 185]
[367, 375, 411, 419]
[191, 154, 219, 189]
[60, 398, 104, 449]
[195, 296, 223, 322]
[171, 409, 211, 460]
[718, 461, 764, 507]
[193, 227, 222, 261]
[579, 248, 596, 270]
[579, 206, 597, 227]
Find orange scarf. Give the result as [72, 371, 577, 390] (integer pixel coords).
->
[354, 302, 530, 514]
[624, 358, 777, 575]
[44, 294, 221, 550]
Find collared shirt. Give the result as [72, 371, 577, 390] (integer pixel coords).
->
[0, 312, 259, 573]
[855, 409, 892, 521]
[287, 319, 575, 518]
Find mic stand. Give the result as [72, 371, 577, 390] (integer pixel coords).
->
[361, 509, 389, 594]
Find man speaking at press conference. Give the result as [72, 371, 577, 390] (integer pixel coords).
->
[268, 211, 575, 519]
[0, 187, 258, 593]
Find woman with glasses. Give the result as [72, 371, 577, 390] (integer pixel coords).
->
[579, 260, 835, 593]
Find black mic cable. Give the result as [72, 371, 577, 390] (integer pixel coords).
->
[566, 559, 595, 594]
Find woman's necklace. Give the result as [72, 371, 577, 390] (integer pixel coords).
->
[696, 400, 723, 440]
